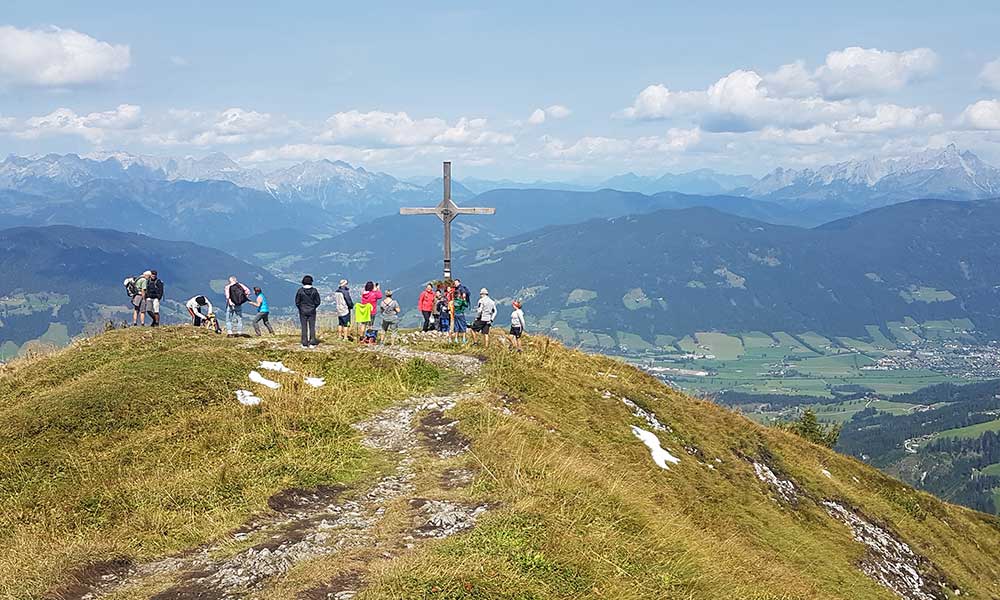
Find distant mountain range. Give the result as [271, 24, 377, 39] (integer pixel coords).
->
[0, 225, 296, 353]
[749, 144, 1000, 207]
[390, 198, 1000, 342]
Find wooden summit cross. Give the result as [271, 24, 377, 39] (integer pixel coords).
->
[400, 161, 495, 279]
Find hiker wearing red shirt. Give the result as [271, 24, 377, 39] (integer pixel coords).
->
[418, 283, 436, 331]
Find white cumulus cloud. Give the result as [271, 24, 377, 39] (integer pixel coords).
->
[527, 105, 572, 125]
[979, 58, 1000, 92]
[836, 104, 943, 133]
[815, 47, 938, 99]
[0, 25, 130, 86]
[17, 104, 141, 142]
[960, 99, 1000, 130]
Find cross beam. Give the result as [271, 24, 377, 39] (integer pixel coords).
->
[400, 161, 496, 279]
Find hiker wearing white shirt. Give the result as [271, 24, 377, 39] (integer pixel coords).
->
[471, 288, 498, 348]
[186, 295, 218, 332]
[509, 300, 526, 352]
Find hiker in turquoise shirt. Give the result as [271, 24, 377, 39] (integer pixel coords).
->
[251, 286, 274, 335]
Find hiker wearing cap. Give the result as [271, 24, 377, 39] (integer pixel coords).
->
[471, 288, 498, 348]
[250, 286, 274, 336]
[509, 300, 526, 352]
[295, 275, 322, 348]
[224, 276, 252, 336]
[145, 270, 164, 327]
[418, 283, 436, 332]
[334, 279, 354, 341]
[380, 289, 401, 345]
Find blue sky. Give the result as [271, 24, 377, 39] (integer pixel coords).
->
[1, 1, 999, 179]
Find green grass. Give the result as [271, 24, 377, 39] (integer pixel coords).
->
[4, 330, 1000, 599]
[622, 288, 652, 310]
[981, 463, 1000, 477]
[362, 339, 1000, 599]
[694, 332, 744, 360]
[566, 289, 597, 305]
[0, 327, 445, 598]
[931, 417, 1000, 441]
[864, 326, 894, 349]
[887, 321, 922, 344]
[899, 286, 956, 304]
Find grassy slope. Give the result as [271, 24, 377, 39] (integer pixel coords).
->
[0, 327, 442, 599]
[1, 330, 999, 599]
[360, 341, 1000, 599]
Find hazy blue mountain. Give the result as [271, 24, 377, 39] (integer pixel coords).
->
[600, 169, 757, 195]
[390, 198, 1000, 341]
[0, 178, 338, 244]
[0, 225, 297, 351]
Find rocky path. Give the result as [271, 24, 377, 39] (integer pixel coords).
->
[78, 349, 489, 600]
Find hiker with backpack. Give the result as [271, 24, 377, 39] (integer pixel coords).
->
[380, 290, 401, 345]
[250, 286, 274, 336]
[333, 279, 354, 341]
[295, 275, 322, 348]
[145, 270, 164, 327]
[436, 291, 450, 333]
[127, 271, 151, 326]
[124, 275, 143, 326]
[224, 276, 252, 337]
[471, 287, 498, 348]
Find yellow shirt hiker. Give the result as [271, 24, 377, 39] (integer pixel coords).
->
[354, 302, 373, 324]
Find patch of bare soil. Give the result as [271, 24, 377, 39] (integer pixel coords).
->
[298, 570, 363, 600]
[45, 558, 133, 600]
[418, 409, 471, 458]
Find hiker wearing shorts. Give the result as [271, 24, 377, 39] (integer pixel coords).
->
[145, 270, 163, 327]
[471, 288, 497, 348]
[334, 279, 353, 341]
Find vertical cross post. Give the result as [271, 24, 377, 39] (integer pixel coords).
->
[399, 161, 496, 281]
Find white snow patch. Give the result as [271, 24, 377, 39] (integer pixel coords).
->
[259, 360, 293, 373]
[630, 426, 680, 470]
[235, 390, 262, 406]
[622, 397, 669, 432]
[249, 370, 281, 389]
[823, 501, 948, 600]
[304, 377, 326, 388]
[821, 468, 833, 479]
[753, 462, 798, 503]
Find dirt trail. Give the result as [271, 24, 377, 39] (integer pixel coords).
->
[73, 349, 489, 600]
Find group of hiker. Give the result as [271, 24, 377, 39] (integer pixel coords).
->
[124, 271, 164, 327]
[127, 271, 526, 351]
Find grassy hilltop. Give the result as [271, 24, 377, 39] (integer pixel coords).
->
[1, 327, 998, 600]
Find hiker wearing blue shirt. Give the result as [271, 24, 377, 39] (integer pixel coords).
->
[251, 286, 274, 336]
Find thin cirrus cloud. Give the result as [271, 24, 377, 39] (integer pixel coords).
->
[0, 25, 130, 86]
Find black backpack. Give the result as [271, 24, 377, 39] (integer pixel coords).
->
[229, 283, 248, 306]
